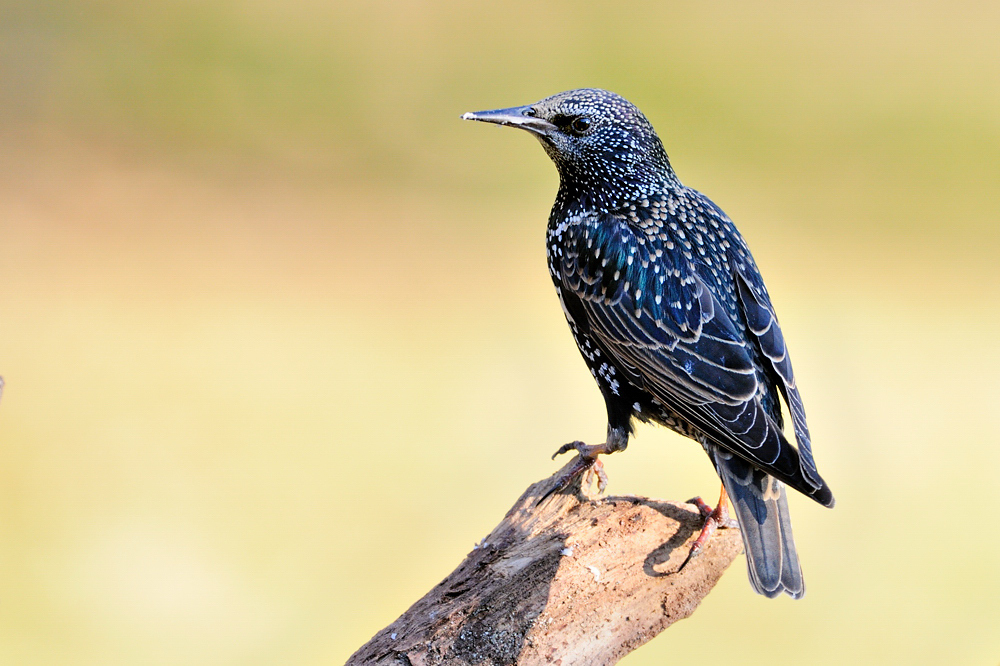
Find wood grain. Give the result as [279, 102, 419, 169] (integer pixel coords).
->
[348, 458, 743, 665]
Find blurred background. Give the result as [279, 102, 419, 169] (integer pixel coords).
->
[2, 1, 999, 664]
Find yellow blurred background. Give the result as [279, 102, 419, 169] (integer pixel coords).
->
[2, 1, 999, 664]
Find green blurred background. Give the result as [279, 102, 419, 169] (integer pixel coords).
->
[2, 1, 999, 664]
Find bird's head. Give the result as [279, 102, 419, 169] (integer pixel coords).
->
[463, 88, 675, 211]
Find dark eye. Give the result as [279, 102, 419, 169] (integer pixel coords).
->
[570, 116, 591, 134]
[523, 107, 537, 117]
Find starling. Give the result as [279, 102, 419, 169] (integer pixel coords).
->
[463, 89, 834, 599]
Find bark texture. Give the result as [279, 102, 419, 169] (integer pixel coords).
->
[348, 459, 743, 665]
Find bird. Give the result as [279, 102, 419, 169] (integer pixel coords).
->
[463, 88, 834, 599]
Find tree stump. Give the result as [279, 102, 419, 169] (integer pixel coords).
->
[348, 458, 743, 665]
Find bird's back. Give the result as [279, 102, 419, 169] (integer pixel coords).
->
[547, 181, 832, 507]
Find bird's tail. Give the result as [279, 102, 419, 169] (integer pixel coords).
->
[712, 446, 805, 599]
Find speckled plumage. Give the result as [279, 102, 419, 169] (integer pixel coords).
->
[465, 88, 833, 599]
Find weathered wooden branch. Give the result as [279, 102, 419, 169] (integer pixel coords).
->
[348, 458, 743, 666]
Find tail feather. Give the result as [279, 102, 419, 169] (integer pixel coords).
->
[712, 445, 804, 599]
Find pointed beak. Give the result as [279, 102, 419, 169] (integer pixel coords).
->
[461, 105, 556, 136]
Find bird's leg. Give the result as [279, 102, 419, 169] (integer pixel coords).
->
[549, 440, 611, 492]
[679, 485, 739, 571]
[537, 437, 622, 504]
[538, 425, 629, 504]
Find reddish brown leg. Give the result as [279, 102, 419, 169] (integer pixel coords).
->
[537, 441, 613, 504]
[679, 485, 738, 571]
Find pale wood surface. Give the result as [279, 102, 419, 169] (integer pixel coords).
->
[347, 459, 743, 665]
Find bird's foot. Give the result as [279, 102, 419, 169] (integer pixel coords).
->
[537, 441, 612, 504]
[551, 440, 617, 461]
[678, 490, 738, 571]
[552, 440, 613, 494]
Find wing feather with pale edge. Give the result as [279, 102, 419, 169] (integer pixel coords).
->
[735, 269, 824, 490]
[556, 209, 832, 505]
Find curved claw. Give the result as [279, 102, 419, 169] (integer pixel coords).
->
[538, 441, 613, 505]
[552, 441, 586, 460]
[677, 487, 737, 573]
[585, 458, 609, 494]
[551, 440, 613, 461]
